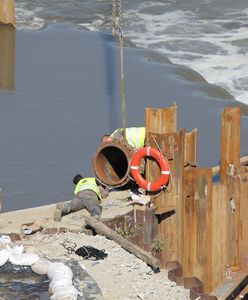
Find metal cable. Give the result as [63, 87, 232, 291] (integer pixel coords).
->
[96, 177, 114, 192]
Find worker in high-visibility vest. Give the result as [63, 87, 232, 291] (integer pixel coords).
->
[53, 174, 109, 222]
[101, 127, 146, 149]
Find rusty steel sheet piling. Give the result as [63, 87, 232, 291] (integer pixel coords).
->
[0, 24, 15, 90]
[140, 104, 248, 298]
[0, 0, 15, 26]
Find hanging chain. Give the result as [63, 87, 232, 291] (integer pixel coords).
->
[112, 0, 126, 137]
[118, 0, 123, 34]
[119, 0, 126, 138]
[112, 0, 116, 36]
[112, 0, 123, 36]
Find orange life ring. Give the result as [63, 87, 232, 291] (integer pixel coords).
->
[130, 147, 170, 191]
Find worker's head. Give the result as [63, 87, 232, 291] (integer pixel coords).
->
[101, 134, 113, 145]
[73, 174, 83, 185]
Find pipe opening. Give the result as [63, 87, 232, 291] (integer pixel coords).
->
[93, 142, 134, 187]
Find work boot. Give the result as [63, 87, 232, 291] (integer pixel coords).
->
[92, 214, 101, 221]
[90, 207, 101, 221]
[53, 203, 71, 222]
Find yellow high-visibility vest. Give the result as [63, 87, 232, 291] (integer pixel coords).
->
[111, 127, 145, 149]
[74, 177, 101, 198]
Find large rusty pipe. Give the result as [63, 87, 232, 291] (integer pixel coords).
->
[92, 140, 134, 188]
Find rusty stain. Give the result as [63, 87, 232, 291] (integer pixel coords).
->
[226, 122, 231, 162]
[166, 260, 217, 300]
[240, 176, 248, 183]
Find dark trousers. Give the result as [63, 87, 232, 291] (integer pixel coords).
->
[70, 189, 102, 216]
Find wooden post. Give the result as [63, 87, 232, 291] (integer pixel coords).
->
[0, 0, 15, 26]
[84, 215, 161, 269]
[0, 24, 15, 90]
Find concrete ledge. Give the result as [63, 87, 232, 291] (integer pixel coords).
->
[0, 190, 134, 235]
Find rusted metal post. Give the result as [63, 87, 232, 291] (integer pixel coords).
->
[145, 104, 186, 264]
[0, 24, 15, 90]
[0, 0, 15, 26]
[220, 107, 241, 271]
[146, 104, 177, 133]
[183, 168, 213, 292]
[145, 104, 198, 266]
[238, 170, 248, 268]
[0, 0, 15, 90]
[145, 130, 185, 264]
[185, 128, 198, 167]
[210, 184, 228, 289]
[220, 107, 240, 183]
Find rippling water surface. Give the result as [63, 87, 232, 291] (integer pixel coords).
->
[15, 0, 248, 104]
[1, 1, 248, 213]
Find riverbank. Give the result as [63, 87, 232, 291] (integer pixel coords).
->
[0, 190, 190, 300]
[0, 190, 134, 235]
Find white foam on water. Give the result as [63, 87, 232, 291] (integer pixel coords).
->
[164, 25, 248, 104]
[121, 3, 248, 104]
[14, 1, 248, 104]
[78, 14, 106, 31]
[15, 4, 46, 30]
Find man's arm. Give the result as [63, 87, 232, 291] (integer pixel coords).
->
[96, 178, 109, 199]
[99, 185, 109, 199]
[111, 128, 124, 141]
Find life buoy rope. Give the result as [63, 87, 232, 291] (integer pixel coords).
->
[130, 147, 170, 192]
